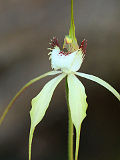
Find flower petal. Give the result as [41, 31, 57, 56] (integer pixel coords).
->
[29, 73, 66, 160]
[67, 74, 88, 160]
[0, 70, 62, 125]
[75, 72, 120, 101]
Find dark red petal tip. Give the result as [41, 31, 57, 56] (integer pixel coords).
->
[50, 37, 60, 48]
[79, 39, 87, 54]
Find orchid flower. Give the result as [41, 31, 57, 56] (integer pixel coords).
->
[0, 0, 120, 160]
[29, 35, 120, 160]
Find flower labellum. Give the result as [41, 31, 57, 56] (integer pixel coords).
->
[49, 37, 87, 73]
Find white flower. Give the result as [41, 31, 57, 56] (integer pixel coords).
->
[0, 1, 119, 159]
[0, 37, 119, 160]
[29, 37, 120, 160]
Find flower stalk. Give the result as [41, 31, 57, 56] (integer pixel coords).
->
[66, 77, 73, 160]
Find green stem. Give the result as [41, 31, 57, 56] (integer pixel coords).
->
[65, 77, 73, 160]
[71, 0, 73, 23]
[68, 102, 74, 160]
[75, 127, 81, 160]
[69, 0, 76, 42]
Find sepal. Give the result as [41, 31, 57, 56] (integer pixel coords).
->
[29, 73, 66, 160]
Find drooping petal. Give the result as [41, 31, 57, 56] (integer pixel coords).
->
[0, 70, 62, 125]
[75, 72, 120, 101]
[67, 74, 88, 160]
[29, 73, 66, 160]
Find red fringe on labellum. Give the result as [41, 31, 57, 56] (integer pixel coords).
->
[50, 37, 71, 56]
[50, 37, 60, 48]
[79, 39, 87, 54]
[50, 37, 87, 57]
[59, 51, 71, 56]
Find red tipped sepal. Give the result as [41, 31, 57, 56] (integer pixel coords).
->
[79, 39, 87, 55]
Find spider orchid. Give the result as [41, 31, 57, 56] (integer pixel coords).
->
[0, 0, 120, 160]
[29, 36, 120, 160]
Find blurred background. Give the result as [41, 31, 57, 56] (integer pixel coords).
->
[0, 0, 120, 160]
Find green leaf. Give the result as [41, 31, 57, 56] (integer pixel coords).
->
[75, 72, 120, 101]
[0, 70, 62, 125]
[67, 74, 88, 160]
[29, 73, 66, 160]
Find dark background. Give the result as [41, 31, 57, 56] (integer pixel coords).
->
[0, 0, 120, 160]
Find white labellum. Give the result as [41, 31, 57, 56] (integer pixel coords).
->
[49, 46, 83, 73]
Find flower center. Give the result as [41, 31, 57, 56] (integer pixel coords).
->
[48, 37, 87, 72]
